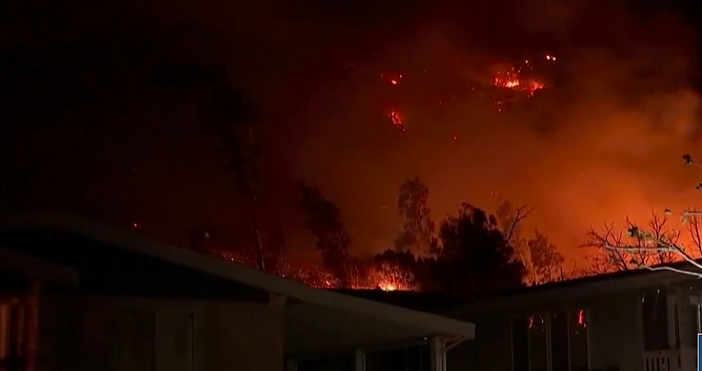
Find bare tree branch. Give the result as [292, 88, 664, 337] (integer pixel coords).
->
[642, 264, 702, 278]
[580, 154, 702, 277]
[504, 205, 533, 243]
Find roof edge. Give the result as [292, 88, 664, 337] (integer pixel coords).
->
[0, 211, 474, 338]
[439, 263, 695, 316]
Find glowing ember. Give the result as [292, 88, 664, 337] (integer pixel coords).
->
[381, 73, 403, 86]
[490, 56, 552, 111]
[368, 262, 416, 291]
[387, 110, 406, 132]
[494, 75, 521, 88]
[493, 69, 545, 95]
[216, 249, 416, 291]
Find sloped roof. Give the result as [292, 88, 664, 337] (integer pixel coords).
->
[0, 211, 475, 346]
[333, 259, 700, 314]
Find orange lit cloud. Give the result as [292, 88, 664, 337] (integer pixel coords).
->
[119, 0, 701, 269]
[285, 1, 701, 266]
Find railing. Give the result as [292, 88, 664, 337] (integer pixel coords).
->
[644, 350, 682, 371]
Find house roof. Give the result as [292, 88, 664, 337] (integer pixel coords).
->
[331, 289, 468, 312]
[0, 211, 475, 352]
[334, 259, 701, 316]
[443, 259, 701, 313]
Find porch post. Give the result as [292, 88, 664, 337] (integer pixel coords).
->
[24, 282, 40, 371]
[430, 336, 447, 371]
[355, 348, 366, 371]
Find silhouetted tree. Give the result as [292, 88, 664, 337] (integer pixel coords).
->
[584, 212, 681, 273]
[495, 201, 532, 278]
[301, 185, 351, 286]
[262, 223, 287, 275]
[394, 177, 437, 254]
[433, 203, 527, 295]
[496, 201, 572, 284]
[528, 229, 565, 283]
[582, 155, 702, 277]
[201, 85, 267, 270]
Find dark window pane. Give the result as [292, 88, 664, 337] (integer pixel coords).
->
[406, 344, 431, 371]
[569, 308, 589, 371]
[297, 355, 355, 371]
[550, 313, 569, 371]
[642, 290, 669, 351]
[119, 311, 157, 371]
[155, 312, 193, 371]
[529, 314, 548, 371]
[512, 317, 529, 371]
[366, 347, 406, 371]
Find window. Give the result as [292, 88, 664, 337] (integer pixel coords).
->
[569, 309, 588, 371]
[365, 343, 431, 371]
[512, 308, 589, 371]
[296, 355, 355, 371]
[116, 311, 195, 371]
[155, 312, 193, 371]
[0, 301, 25, 371]
[550, 313, 569, 371]
[512, 317, 529, 371]
[641, 289, 669, 351]
[0, 304, 8, 361]
[529, 314, 548, 371]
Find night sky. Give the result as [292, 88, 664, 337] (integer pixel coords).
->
[2, 0, 702, 266]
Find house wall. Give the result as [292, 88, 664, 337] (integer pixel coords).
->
[588, 292, 643, 371]
[446, 290, 644, 371]
[36, 291, 285, 371]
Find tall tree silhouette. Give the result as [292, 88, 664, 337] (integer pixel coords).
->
[201, 85, 266, 270]
[528, 229, 565, 283]
[394, 177, 436, 254]
[434, 203, 526, 295]
[301, 185, 351, 285]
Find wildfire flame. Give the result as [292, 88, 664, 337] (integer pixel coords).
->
[218, 250, 417, 291]
[367, 261, 416, 291]
[387, 110, 406, 132]
[493, 69, 545, 96]
[491, 55, 553, 111]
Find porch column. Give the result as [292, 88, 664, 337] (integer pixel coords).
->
[24, 282, 39, 371]
[429, 336, 447, 371]
[354, 348, 365, 371]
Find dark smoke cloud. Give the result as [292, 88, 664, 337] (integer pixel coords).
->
[2, 0, 701, 265]
[274, 0, 701, 263]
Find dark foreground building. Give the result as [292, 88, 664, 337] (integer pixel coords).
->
[0, 211, 473, 371]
